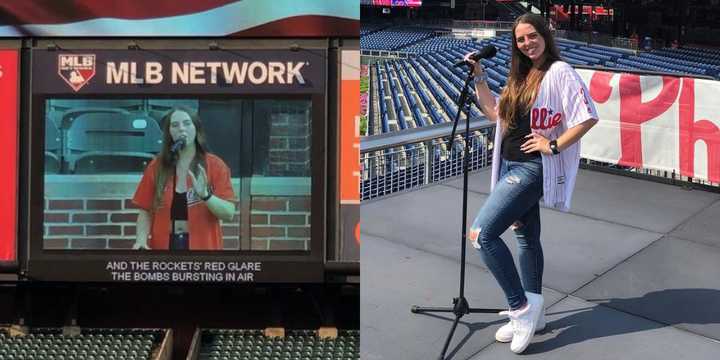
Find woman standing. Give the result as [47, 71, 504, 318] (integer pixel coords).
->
[132, 107, 236, 250]
[466, 13, 598, 354]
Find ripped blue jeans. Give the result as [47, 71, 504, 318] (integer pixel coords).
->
[469, 157, 543, 310]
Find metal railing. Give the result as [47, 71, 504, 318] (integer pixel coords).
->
[361, 121, 495, 201]
[581, 159, 720, 192]
[451, 20, 515, 30]
[361, 19, 515, 32]
[360, 50, 415, 59]
[555, 30, 640, 52]
[360, 120, 720, 201]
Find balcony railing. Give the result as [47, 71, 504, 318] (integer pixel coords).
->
[361, 119, 495, 201]
[360, 118, 719, 201]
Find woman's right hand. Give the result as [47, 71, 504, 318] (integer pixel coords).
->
[464, 51, 497, 122]
[464, 51, 485, 77]
[134, 209, 152, 250]
[133, 240, 151, 250]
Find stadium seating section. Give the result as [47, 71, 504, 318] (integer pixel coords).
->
[363, 26, 720, 136]
[197, 329, 359, 360]
[0, 327, 166, 360]
[361, 26, 437, 51]
[44, 100, 176, 174]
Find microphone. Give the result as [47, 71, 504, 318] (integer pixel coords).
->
[170, 136, 186, 154]
[454, 45, 498, 67]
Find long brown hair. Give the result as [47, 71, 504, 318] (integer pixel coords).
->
[498, 13, 561, 130]
[152, 106, 209, 210]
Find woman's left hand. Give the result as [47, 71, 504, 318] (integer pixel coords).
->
[188, 165, 210, 199]
[521, 133, 552, 155]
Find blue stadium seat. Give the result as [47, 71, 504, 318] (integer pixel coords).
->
[62, 109, 163, 174]
[413, 106, 426, 127]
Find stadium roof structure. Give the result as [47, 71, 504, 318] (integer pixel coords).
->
[361, 167, 720, 359]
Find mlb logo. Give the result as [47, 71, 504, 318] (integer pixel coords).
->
[58, 54, 96, 92]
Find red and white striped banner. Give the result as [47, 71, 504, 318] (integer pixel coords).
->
[0, 0, 358, 37]
[577, 69, 720, 183]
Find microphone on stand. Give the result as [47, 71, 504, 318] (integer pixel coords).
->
[454, 45, 498, 67]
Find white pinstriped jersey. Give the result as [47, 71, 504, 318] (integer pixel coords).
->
[491, 61, 598, 211]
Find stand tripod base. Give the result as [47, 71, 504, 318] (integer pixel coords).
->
[411, 301, 502, 315]
[409, 66, 505, 360]
[411, 297, 503, 360]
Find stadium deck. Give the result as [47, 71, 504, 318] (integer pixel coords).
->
[360, 167, 720, 359]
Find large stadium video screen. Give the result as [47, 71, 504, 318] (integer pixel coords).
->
[43, 98, 312, 252]
[361, 0, 422, 7]
[28, 48, 327, 282]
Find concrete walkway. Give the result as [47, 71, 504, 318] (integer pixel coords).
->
[361, 168, 720, 359]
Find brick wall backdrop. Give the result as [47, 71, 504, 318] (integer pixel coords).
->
[250, 196, 311, 251]
[44, 194, 310, 251]
[44, 198, 142, 250]
[269, 111, 311, 177]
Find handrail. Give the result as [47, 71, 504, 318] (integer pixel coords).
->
[450, 20, 515, 30]
[361, 118, 494, 153]
[555, 30, 640, 52]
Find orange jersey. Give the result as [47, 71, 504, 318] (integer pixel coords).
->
[132, 153, 236, 250]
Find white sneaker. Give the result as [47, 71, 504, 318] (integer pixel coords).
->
[495, 307, 545, 343]
[496, 292, 544, 354]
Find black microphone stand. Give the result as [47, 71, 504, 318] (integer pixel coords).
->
[410, 64, 503, 360]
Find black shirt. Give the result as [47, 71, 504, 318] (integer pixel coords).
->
[171, 191, 188, 220]
[502, 108, 540, 162]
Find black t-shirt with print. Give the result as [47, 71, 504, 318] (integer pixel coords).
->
[502, 108, 540, 162]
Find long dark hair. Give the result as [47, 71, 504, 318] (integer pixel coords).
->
[498, 13, 561, 130]
[152, 106, 209, 210]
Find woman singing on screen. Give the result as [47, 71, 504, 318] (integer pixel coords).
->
[132, 107, 236, 250]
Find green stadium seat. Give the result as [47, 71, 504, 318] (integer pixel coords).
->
[197, 329, 359, 360]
